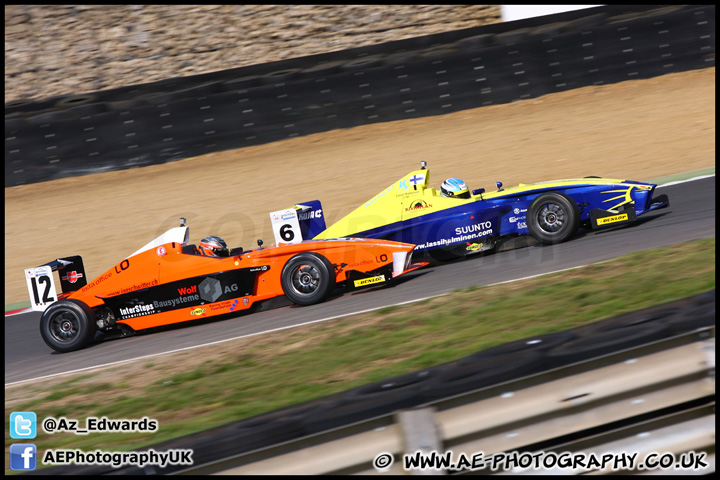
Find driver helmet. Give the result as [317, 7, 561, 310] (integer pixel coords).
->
[440, 178, 471, 199]
[198, 235, 229, 257]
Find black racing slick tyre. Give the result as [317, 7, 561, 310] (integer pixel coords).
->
[40, 299, 97, 353]
[527, 192, 580, 244]
[281, 253, 336, 306]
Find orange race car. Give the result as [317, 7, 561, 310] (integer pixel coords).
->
[25, 218, 427, 353]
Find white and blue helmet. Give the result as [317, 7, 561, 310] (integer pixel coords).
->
[440, 178, 470, 199]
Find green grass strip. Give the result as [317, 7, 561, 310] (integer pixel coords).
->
[4, 237, 714, 473]
[649, 166, 715, 185]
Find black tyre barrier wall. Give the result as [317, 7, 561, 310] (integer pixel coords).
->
[34, 289, 715, 475]
[300, 368, 439, 435]
[5, 5, 715, 187]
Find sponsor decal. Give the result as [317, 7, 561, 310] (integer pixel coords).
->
[178, 285, 197, 295]
[298, 209, 322, 221]
[243, 298, 249, 306]
[107, 279, 159, 296]
[271, 211, 296, 223]
[348, 260, 374, 268]
[353, 276, 386, 288]
[119, 304, 155, 319]
[398, 179, 409, 191]
[34, 268, 49, 277]
[509, 215, 526, 223]
[454, 221, 492, 236]
[416, 228, 495, 251]
[114, 259, 130, 274]
[405, 200, 433, 212]
[114, 272, 254, 317]
[466, 243, 483, 252]
[81, 272, 112, 292]
[209, 299, 234, 311]
[61, 271, 84, 284]
[518, 221, 527, 229]
[513, 207, 527, 215]
[235, 260, 240, 266]
[597, 213, 629, 225]
[153, 294, 200, 309]
[365, 185, 395, 208]
[230, 299, 240, 311]
[249, 266, 269, 272]
[199, 278, 222, 303]
[156, 246, 166, 257]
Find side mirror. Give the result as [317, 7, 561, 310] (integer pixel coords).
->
[472, 188, 485, 195]
[257, 239, 264, 248]
[496, 181, 503, 191]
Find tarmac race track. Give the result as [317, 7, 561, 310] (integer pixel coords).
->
[4, 177, 715, 385]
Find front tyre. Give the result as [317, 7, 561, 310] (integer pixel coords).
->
[281, 253, 336, 306]
[40, 299, 97, 353]
[527, 192, 580, 244]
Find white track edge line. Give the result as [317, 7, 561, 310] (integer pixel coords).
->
[655, 173, 714, 188]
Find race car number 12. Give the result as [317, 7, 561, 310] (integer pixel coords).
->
[30, 275, 55, 305]
[25, 265, 58, 311]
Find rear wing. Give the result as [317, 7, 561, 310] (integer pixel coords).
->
[25, 255, 86, 311]
[269, 200, 326, 245]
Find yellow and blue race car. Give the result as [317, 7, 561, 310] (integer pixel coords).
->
[271, 162, 669, 261]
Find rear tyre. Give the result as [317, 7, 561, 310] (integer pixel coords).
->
[281, 253, 336, 306]
[40, 299, 97, 353]
[527, 192, 580, 244]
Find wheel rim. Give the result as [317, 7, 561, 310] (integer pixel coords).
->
[48, 309, 80, 344]
[290, 264, 321, 296]
[537, 203, 566, 233]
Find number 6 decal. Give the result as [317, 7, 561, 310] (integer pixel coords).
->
[279, 223, 295, 242]
[25, 266, 58, 311]
[269, 208, 302, 245]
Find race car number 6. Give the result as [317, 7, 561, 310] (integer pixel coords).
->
[280, 224, 295, 241]
[269, 207, 302, 245]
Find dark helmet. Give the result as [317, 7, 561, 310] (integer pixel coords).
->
[440, 178, 471, 199]
[198, 235, 229, 257]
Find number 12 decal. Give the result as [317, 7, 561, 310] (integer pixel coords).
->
[25, 266, 58, 311]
